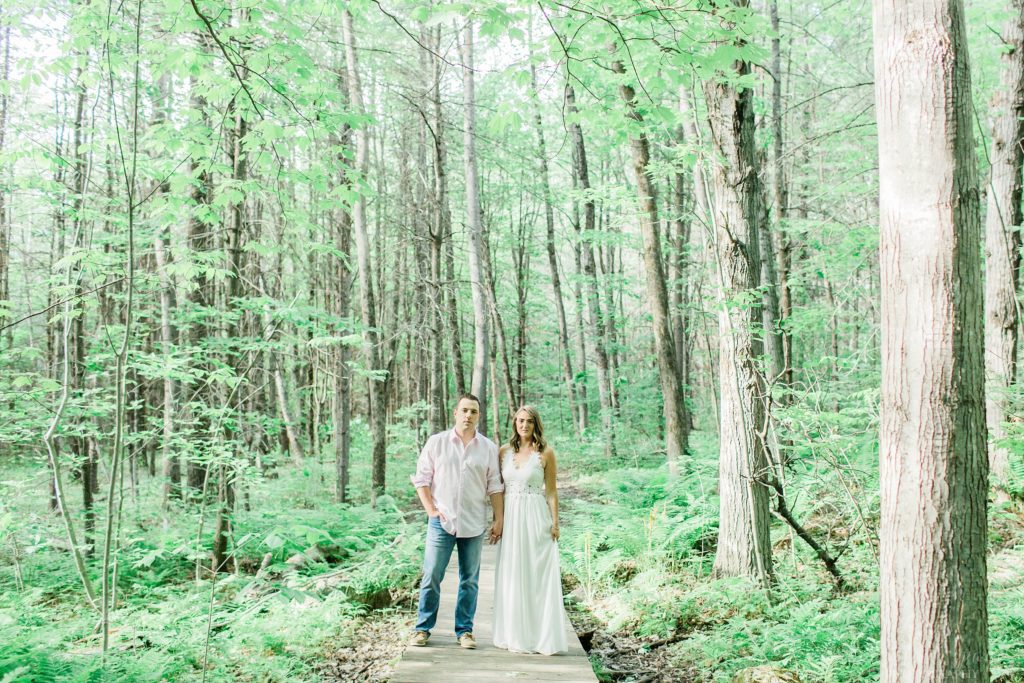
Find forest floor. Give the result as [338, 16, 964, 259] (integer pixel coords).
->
[2, 438, 1022, 683]
[316, 609, 411, 682]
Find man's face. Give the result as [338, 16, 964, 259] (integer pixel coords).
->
[453, 398, 480, 433]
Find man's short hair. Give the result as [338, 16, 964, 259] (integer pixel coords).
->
[453, 393, 481, 410]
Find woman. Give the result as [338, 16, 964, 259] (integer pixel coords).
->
[492, 405, 568, 655]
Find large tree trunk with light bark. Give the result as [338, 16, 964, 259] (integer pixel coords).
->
[984, 0, 1024, 494]
[873, 0, 990, 678]
[703, 27, 773, 583]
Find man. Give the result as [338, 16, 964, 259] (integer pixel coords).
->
[410, 393, 504, 650]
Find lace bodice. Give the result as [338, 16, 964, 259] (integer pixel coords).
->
[502, 450, 545, 497]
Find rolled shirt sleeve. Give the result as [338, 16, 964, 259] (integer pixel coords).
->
[485, 445, 504, 495]
[410, 437, 436, 489]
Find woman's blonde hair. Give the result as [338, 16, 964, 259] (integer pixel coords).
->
[508, 405, 547, 453]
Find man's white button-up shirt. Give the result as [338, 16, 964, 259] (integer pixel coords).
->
[411, 429, 503, 538]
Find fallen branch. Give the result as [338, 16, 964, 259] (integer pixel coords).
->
[765, 477, 845, 588]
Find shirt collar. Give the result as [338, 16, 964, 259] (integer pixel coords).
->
[450, 428, 478, 445]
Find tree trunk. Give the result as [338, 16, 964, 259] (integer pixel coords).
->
[612, 59, 688, 468]
[489, 327, 501, 443]
[154, 229, 178, 506]
[213, 51, 251, 573]
[566, 83, 615, 455]
[512, 217, 528, 407]
[983, 0, 1024, 494]
[342, 9, 387, 500]
[535, 76, 581, 431]
[425, 24, 454, 429]
[0, 22, 9, 349]
[670, 137, 693, 435]
[272, 325, 305, 466]
[874, 0, 990, 678]
[333, 207, 353, 503]
[445, 219, 465, 397]
[484, 223, 517, 421]
[66, 66, 92, 551]
[568, 132, 589, 434]
[599, 240, 621, 412]
[703, 27, 773, 583]
[461, 20, 490, 434]
[46, 138, 65, 514]
[769, 0, 794, 389]
[331, 95, 354, 503]
[185, 46, 213, 494]
[679, 86, 717, 424]
[757, 195, 786, 388]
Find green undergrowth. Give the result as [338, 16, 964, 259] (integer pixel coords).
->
[559, 431, 1024, 683]
[0, 460, 422, 682]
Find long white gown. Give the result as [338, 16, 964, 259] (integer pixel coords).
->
[492, 450, 568, 655]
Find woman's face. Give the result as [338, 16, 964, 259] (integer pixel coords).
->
[514, 410, 535, 441]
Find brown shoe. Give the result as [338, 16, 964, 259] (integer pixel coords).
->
[410, 631, 429, 647]
[458, 633, 477, 649]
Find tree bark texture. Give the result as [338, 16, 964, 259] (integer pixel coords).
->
[769, 0, 794, 389]
[153, 229, 179, 506]
[185, 54, 213, 494]
[461, 21, 490, 434]
[428, 25, 451, 432]
[873, 0, 990, 678]
[566, 83, 615, 454]
[570, 192, 590, 433]
[483, 222, 517, 422]
[671, 166, 693, 435]
[342, 9, 387, 499]
[68, 66, 93, 549]
[613, 59, 688, 468]
[333, 216, 353, 503]
[983, 0, 1024, 492]
[533, 49, 575, 424]
[213, 41, 251, 572]
[0, 22, 9, 348]
[704, 48, 773, 583]
[332, 109, 354, 503]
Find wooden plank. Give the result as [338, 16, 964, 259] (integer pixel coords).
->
[390, 544, 598, 683]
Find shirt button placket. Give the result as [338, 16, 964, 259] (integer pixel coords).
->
[455, 443, 466, 537]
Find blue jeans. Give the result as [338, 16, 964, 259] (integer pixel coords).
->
[414, 516, 484, 636]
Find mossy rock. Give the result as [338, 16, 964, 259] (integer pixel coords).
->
[730, 666, 802, 683]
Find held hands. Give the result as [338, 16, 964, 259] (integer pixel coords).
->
[489, 518, 503, 545]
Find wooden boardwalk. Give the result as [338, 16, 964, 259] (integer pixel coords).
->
[390, 543, 598, 682]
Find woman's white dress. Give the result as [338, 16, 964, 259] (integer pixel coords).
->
[492, 450, 568, 655]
